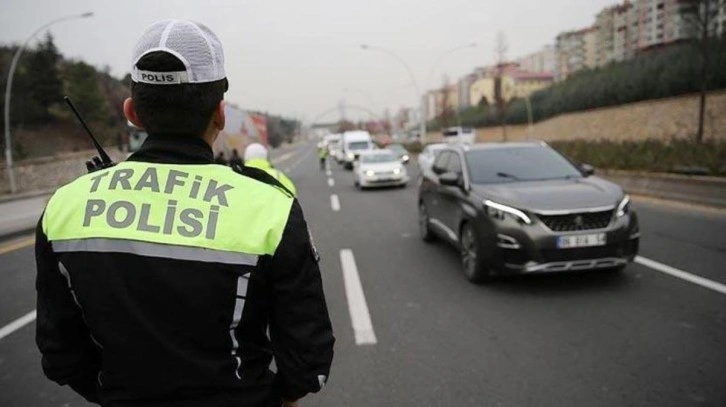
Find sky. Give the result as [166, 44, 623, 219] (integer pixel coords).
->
[1, 0, 618, 122]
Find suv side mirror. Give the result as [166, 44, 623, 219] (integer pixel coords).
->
[439, 171, 462, 187]
[580, 163, 595, 176]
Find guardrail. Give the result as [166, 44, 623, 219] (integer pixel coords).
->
[601, 170, 726, 208]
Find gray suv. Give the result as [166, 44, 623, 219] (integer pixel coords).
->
[417, 142, 640, 283]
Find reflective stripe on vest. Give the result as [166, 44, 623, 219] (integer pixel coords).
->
[43, 161, 293, 257]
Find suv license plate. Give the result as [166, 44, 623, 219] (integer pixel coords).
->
[557, 233, 606, 249]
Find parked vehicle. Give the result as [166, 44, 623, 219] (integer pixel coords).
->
[442, 126, 475, 144]
[417, 143, 447, 176]
[354, 150, 409, 189]
[341, 131, 375, 170]
[417, 142, 639, 283]
[386, 143, 410, 164]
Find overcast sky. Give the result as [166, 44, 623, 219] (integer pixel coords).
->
[1, 0, 617, 122]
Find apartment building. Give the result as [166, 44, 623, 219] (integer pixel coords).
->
[555, 27, 598, 81]
[516, 45, 556, 73]
[469, 65, 553, 106]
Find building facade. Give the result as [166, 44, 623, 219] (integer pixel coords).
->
[516, 45, 556, 73]
[469, 65, 553, 105]
[555, 27, 597, 81]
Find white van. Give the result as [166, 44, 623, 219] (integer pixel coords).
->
[442, 126, 475, 144]
[341, 131, 374, 170]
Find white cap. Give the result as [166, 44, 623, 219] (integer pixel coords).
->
[131, 19, 226, 85]
[244, 143, 269, 161]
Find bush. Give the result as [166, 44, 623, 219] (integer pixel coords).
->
[550, 139, 726, 175]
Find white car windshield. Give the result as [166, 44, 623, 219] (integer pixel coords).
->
[348, 141, 370, 150]
[361, 153, 398, 163]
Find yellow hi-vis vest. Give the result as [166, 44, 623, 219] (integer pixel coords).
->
[43, 161, 294, 264]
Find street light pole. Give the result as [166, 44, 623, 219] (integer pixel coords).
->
[524, 95, 534, 140]
[360, 44, 426, 144]
[3, 11, 93, 194]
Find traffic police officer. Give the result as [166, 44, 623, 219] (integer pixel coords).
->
[35, 19, 334, 407]
[243, 143, 297, 196]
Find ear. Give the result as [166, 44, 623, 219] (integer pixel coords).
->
[123, 98, 144, 128]
[213, 101, 225, 131]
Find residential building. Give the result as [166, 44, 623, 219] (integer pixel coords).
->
[555, 27, 597, 81]
[457, 73, 478, 110]
[469, 64, 553, 106]
[516, 45, 556, 73]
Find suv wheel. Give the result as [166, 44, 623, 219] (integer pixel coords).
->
[418, 202, 436, 243]
[460, 223, 493, 283]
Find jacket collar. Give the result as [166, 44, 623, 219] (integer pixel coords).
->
[127, 133, 214, 165]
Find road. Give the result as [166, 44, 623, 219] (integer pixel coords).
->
[1, 140, 725, 406]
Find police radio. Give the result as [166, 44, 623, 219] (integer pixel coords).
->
[63, 96, 115, 173]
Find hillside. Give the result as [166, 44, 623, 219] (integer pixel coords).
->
[0, 33, 129, 160]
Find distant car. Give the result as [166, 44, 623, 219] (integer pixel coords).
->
[354, 150, 409, 190]
[325, 134, 343, 163]
[418, 142, 639, 283]
[386, 143, 410, 164]
[442, 126, 475, 144]
[417, 143, 447, 174]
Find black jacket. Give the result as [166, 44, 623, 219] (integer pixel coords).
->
[35, 135, 334, 406]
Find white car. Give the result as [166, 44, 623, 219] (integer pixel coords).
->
[442, 126, 476, 144]
[417, 143, 447, 175]
[354, 150, 409, 189]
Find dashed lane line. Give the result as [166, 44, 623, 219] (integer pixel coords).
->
[0, 310, 36, 341]
[636, 256, 726, 295]
[339, 249, 377, 345]
[330, 194, 340, 212]
[328, 178, 335, 187]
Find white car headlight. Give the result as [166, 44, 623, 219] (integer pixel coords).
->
[616, 194, 630, 217]
[365, 170, 375, 177]
[347, 152, 355, 159]
[402, 154, 410, 161]
[393, 168, 401, 175]
[484, 200, 532, 225]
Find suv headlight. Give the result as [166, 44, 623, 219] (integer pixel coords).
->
[393, 168, 401, 175]
[616, 194, 631, 217]
[484, 200, 532, 225]
[365, 170, 375, 177]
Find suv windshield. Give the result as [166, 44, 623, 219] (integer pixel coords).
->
[465, 146, 582, 184]
[348, 141, 370, 150]
[361, 153, 398, 163]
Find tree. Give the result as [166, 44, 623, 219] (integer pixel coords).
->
[26, 32, 64, 122]
[680, 0, 726, 142]
[494, 31, 509, 140]
[63, 61, 109, 123]
[438, 75, 456, 128]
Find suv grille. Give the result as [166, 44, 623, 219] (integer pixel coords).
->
[537, 210, 613, 232]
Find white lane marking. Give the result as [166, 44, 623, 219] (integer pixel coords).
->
[271, 151, 295, 165]
[635, 256, 726, 295]
[328, 178, 335, 187]
[339, 249, 377, 345]
[0, 310, 37, 341]
[326, 170, 332, 176]
[330, 194, 340, 212]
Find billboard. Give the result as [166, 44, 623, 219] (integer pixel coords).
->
[213, 105, 268, 155]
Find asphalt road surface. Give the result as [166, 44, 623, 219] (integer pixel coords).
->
[1, 140, 725, 406]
